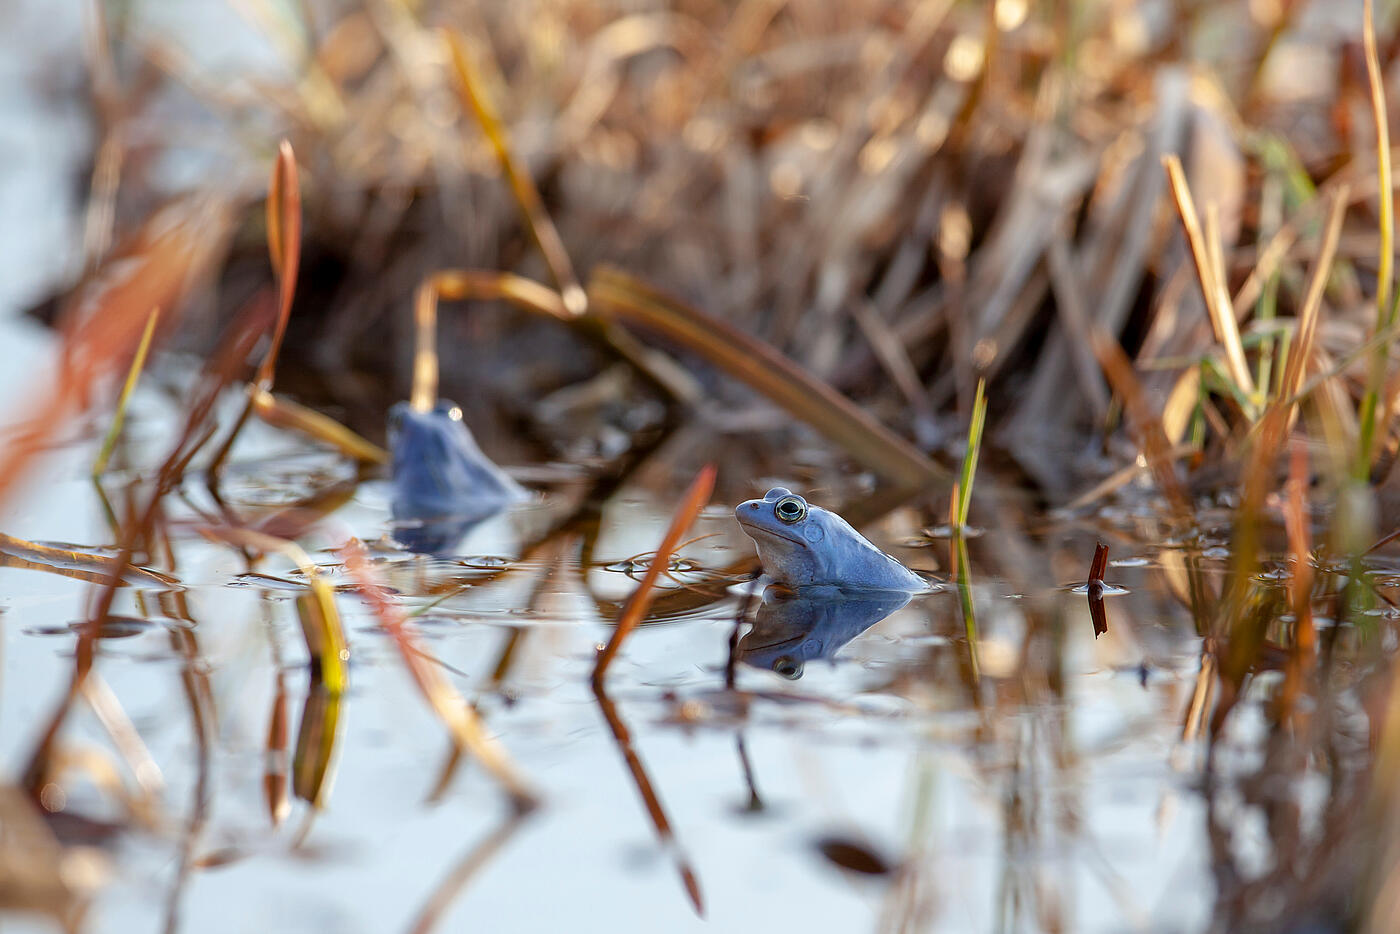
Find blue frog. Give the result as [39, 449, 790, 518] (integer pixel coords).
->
[734, 488, 926, 591]
[388, 400, 528, 553]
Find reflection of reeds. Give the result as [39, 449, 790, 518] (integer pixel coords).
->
[592, 463, 715, 686]
[590, 465, 714, 915]
[341, 538, 538, 811]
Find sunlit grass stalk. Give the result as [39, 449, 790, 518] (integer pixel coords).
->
[443, 29, 586, 317]
[954, 378, 987, 530]
[585, 461, 714, 917]
[590, 267, 946, 490]
[92, 307, 159, 477]
[1252, 171, 1285, 406]
[1206, 189, 1349, 696]
[412, 278, 440, 412]
[1357, 0, 1396, 478]
[21, 299, 267, 800]
[1278, 188, 1349, 418]
[1163, 154, 1256, 406]
[407, 269, 576, 414]
[1256, 273, 1280, 402]
[250, 390, 387, 464]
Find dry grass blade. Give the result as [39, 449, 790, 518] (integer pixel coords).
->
[0, 534, 179, 588]
[92, 307, 160, 478]
[1063, 443, 1196, 511]
[444, 29, 586, 317]
[1163, 154, 1255, 399]
[1161, 366, 1203, 445]
[339, 538, 538, 812]
[251, 390, 387, 464]
[261, 140, 302, 386]
[1360, 0, 1395, 474]
[592, 464, 716, 687]
[1179, 640, 1217, 747]
[0, 198, 228, 510]
[80, 673, 165, 807]
[954, 378, 987, 529]
[21, 297, 269, 801]
[1365, 0, 1393, 323]
[209, 140, 303, 481]
[589, 268, 945, 490]
[1091, 332, 1191, 518]
[417, 267, 694, 403]
[420, 269, 572, 321]
[1280, 187, 1349, 418]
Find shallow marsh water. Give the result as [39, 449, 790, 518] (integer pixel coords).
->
[0, 304, 1252, 933]
[0, 14, 1303, 925]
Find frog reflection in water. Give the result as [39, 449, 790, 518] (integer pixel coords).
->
[737, 587, 912, 679]
[388, 400, 529, 554]
[735, 488, 927, 592]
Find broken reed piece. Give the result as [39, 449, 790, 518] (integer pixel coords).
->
[1087, 540, 1109, 638]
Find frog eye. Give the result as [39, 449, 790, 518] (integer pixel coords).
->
[773, 656, 803, 679]
[433, 400, 464, 422]
[774, 495, 806, 524]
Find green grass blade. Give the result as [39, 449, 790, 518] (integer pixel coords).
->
[955, 378, 988, 529]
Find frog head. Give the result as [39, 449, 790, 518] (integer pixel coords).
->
[734, 488, 926, 591]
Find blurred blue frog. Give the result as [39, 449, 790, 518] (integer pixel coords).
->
[388, 399, 528, 554]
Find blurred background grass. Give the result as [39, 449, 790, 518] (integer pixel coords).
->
[23, 0, 1390, 503]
